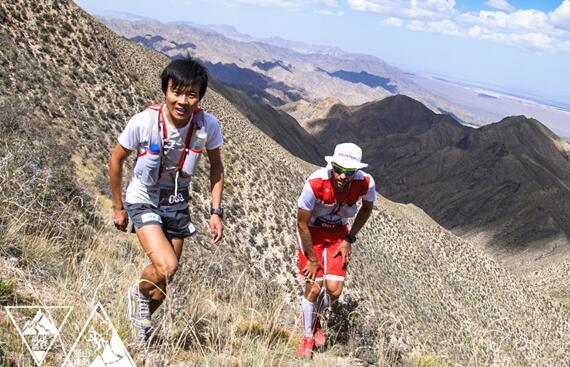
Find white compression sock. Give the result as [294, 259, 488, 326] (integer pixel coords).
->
[301, 297, 316, 337]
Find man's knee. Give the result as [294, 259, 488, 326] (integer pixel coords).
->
[326, 284, 343, 299]
[155, 259, 178, 281]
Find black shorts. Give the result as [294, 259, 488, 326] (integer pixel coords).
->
[125, 203, 196, 239]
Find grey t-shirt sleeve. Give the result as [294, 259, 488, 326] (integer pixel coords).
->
[118, 112, 149, 151]
[203, 113, 224, 150]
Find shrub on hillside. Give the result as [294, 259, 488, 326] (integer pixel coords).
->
[0, 100, 101, 275]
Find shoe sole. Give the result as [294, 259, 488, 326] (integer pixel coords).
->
[314, 334, 325, 347]
[127, 284, 152, 340]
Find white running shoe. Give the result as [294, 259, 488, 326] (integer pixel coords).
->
[128, 283, 152, 342]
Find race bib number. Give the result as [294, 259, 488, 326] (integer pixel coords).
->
[314, 217, 343, 229]
[159, 187, 191, 206]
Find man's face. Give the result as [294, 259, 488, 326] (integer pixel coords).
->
[164, 80, 201, 124]
[331, 162, 358, 190]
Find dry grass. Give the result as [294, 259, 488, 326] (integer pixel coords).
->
[0, 208, 361, 366]
[0, 101, 355, 364]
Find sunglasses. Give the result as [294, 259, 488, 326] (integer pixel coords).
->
[331, 162, 358, 177]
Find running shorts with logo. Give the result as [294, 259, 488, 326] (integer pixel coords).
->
[125, 203, 196, 239]
[298, 225, 349, 281]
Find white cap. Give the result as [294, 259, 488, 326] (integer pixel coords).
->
[325, 143, 368, 169]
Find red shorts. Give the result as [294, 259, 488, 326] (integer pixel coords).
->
[298, 225, 349, 281]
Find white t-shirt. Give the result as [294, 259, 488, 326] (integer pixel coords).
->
[298, 168, 376, 226]
[118, 105, 223, 207]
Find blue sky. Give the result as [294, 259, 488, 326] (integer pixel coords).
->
[75, 0, 570, 105]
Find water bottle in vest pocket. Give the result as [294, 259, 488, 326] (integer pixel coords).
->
[135, 111, 163, 186]
[140, 143, 161, 186]
[181, 129, 207, 177]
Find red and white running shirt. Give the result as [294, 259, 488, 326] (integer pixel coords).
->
[298, 168, 376, 227]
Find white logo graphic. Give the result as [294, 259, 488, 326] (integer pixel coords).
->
[5, 306, 72, 366]
[141, 212, 161, 223]
[62, 302, 136, 367]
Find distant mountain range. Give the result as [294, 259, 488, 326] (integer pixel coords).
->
[98, 16, 484, 123]
[98, 13, 570, 141]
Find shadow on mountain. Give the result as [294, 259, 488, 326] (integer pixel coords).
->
[437, 108, 465, 124]
[317, 67, 398, 93]
[131, 34, 196, 51]
[253, 60, 293, 72]
[198, 61, 302, 106]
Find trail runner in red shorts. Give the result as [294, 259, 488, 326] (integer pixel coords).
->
[296, 143, 375, 358]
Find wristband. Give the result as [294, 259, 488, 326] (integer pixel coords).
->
[345, 234, 356, 244]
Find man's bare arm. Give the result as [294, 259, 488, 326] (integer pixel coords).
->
[108, 144, 132, 231]
[349, 200, 374, 236]
[207, 147, 224, 243]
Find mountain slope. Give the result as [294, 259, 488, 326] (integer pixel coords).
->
[304, 95, 570, 251]
[0, 1, 569, 366]
[304, 95, 570, 304]
[208, 78, 325, 165]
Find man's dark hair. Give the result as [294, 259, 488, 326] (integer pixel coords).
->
[161, 59, 209, 99]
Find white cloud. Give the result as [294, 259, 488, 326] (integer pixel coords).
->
[347, 0, 456, 20]
[485, 0, 515, 13]
[366, 0, 570, 52]
[508, 32, 557, 50]
[407, 19, 460, 35]
[402, 19, 558, 51]
[381, 17, 404, 27]
[347, 0, 383, 12]
[225, 0, 570, 52]
[458, 9, 552, 33]
[230, 0, 338, 9]
[550, 0, 570, 31]
[317, 9, 344, 16]
[559, 39, 570, 51]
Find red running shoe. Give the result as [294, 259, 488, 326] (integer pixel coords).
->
[298, 336, 315, 358]
[313, 317, 326, 347]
